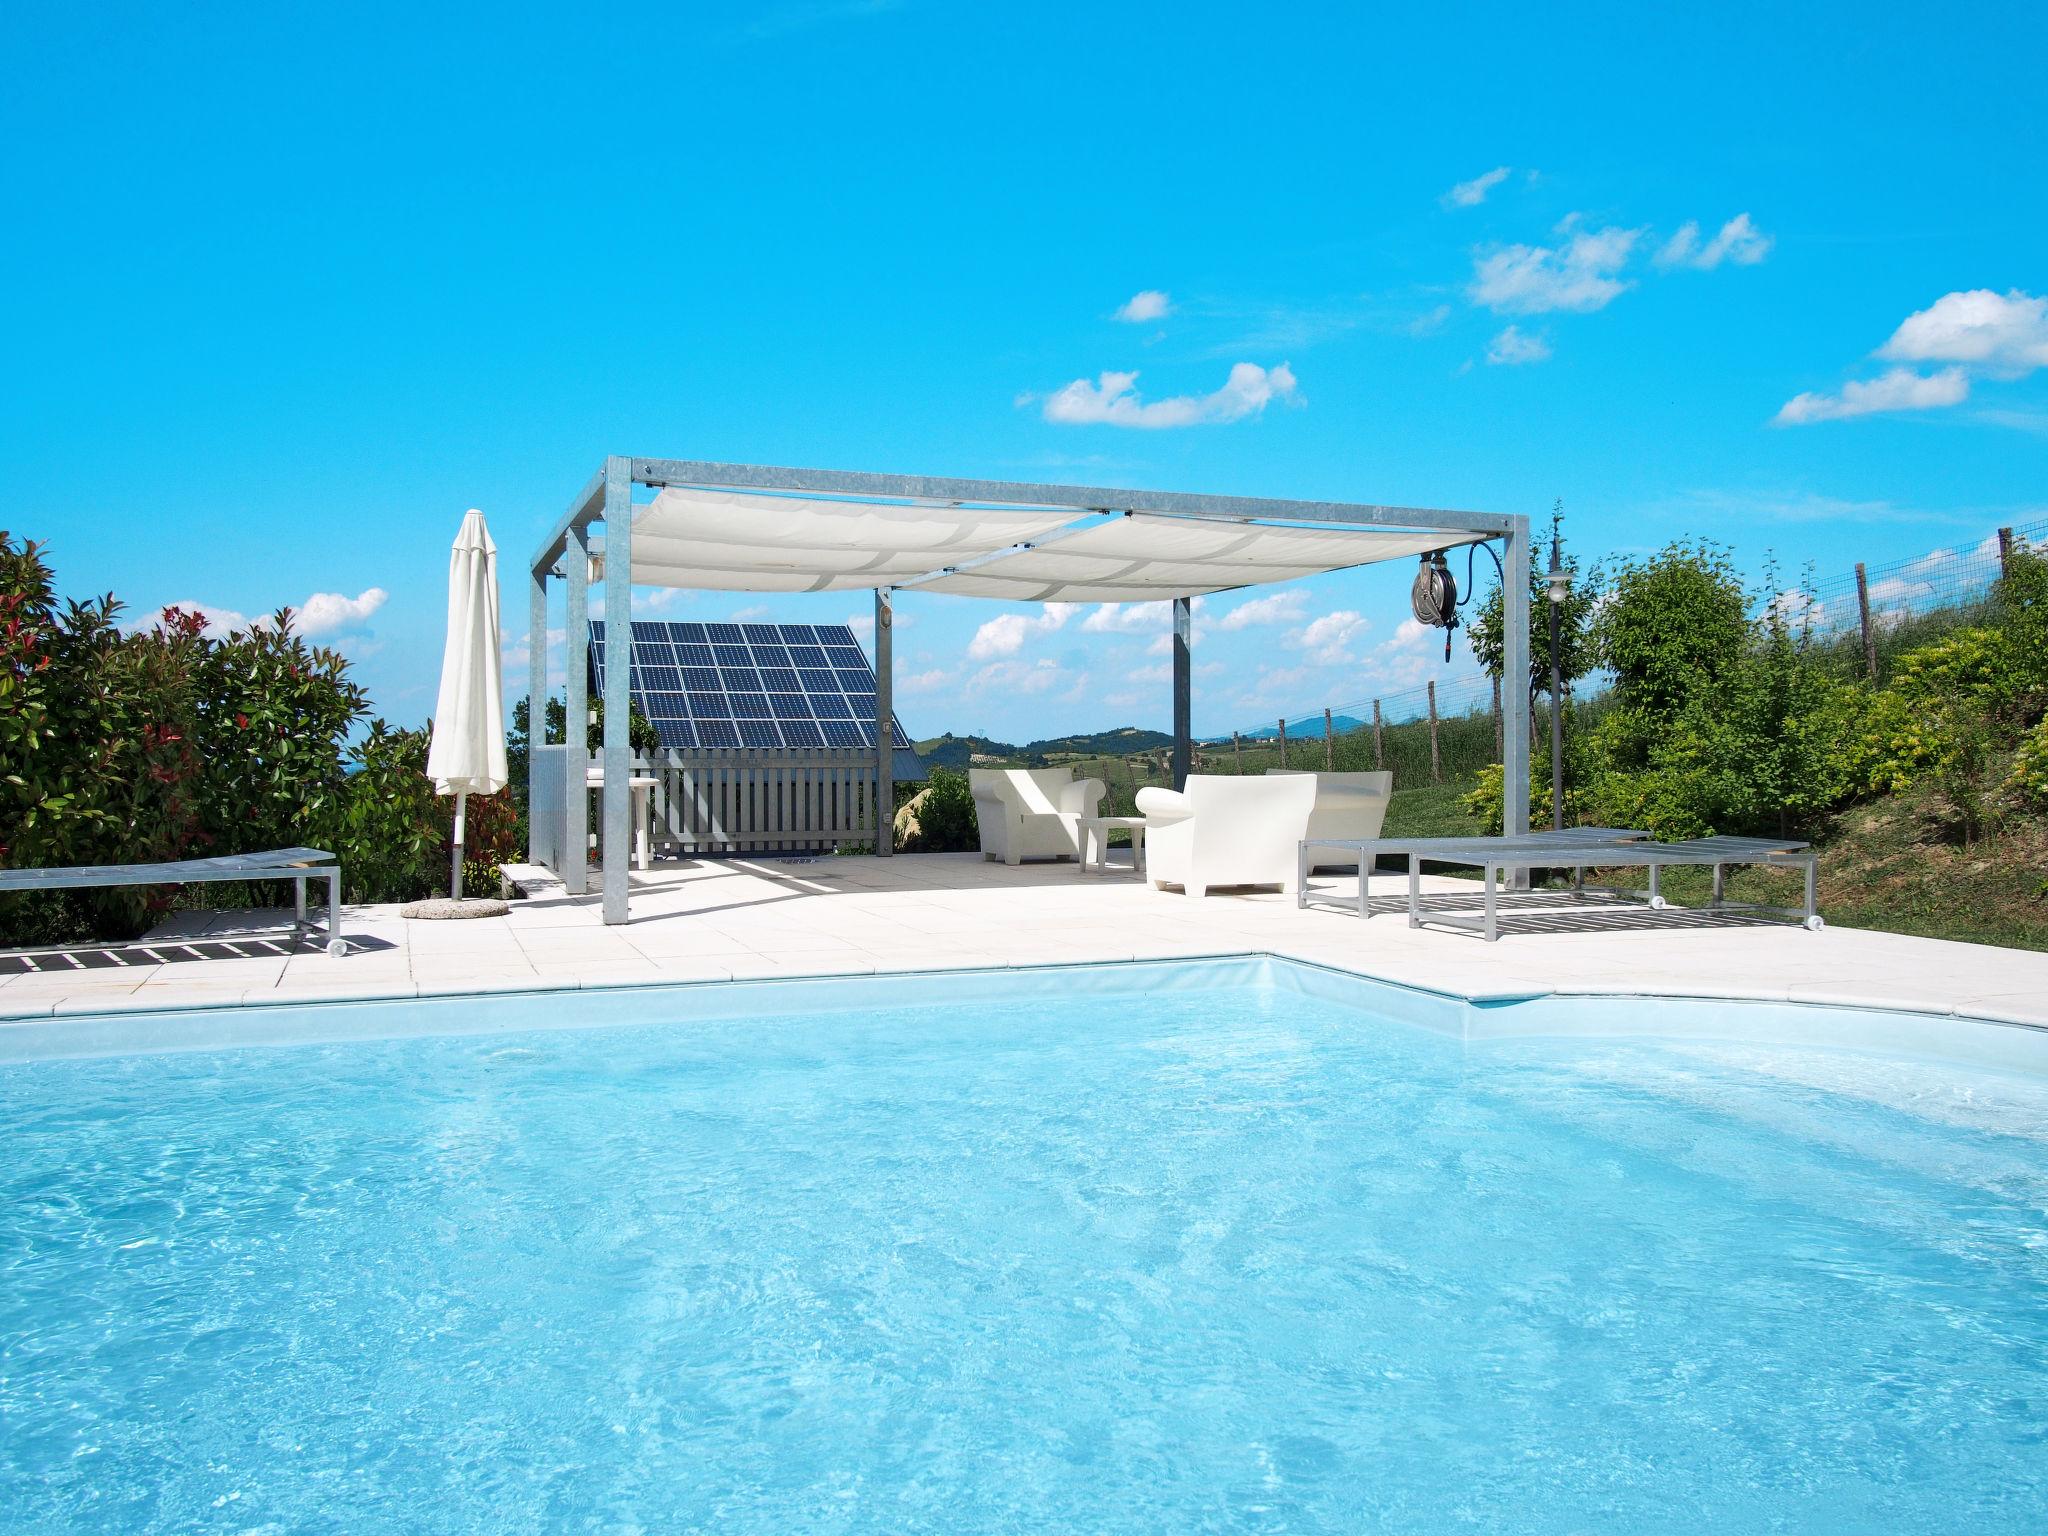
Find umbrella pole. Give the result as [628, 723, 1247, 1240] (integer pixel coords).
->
[451, 790, 467, 899]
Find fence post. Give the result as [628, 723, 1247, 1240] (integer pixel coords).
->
[1855, 562, 1877, 681]
[1427, 680, 1441, 784]
[1276, 718, 1288, 769]
[1491, 675, 1503, 759]
[1232, 731, 1243, 773]
[1372, 700, 1383, 771]
[1999, 526, 2014, 579]
[1323, 707, 1335, 769]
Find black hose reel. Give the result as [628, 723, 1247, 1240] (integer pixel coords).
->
[1410, 550, 1460, 661]
[1410, 543, 1506, 662]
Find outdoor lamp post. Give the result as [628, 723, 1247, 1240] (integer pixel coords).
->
[1546, 549, 1567, 832]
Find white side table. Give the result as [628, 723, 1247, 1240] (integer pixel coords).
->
[1080, 815, 1150, 876]
[587, 772, 660, 870]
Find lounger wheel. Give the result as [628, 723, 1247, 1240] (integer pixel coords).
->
[1804, 915, 1825, 932]
[1648, 895, 1669, 910]
[327, 938, 348, 958]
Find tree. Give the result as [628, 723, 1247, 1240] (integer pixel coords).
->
[1468, 503, 1601, 702]
[1595, 540, 1748, 719]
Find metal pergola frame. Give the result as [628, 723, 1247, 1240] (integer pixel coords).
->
[529, 456, 1530, 924]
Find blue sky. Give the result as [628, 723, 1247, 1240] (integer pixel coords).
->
[5, 0, 2044, 744]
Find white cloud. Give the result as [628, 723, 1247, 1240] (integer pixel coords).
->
[1773, 366, 1969, 425]
[1215, 588, 1309, 631]
[296, 587, 387, 637]
[898, 666, 953, 692]
[154, 586, 386, 640]
[1081, 601, 1171, 634]
[1288, 610, 1369, 664]
[1442, 166, 1511, 209]
[1485, 324, 1551, 366]
[1662, 487, 1957, 526]
[1879, 289, 2048, 376]
[1655, 213, 1773, 271]
[967, 658, 1068, 697]
[1468, 223, 1640, 314]
[1228, 664, 1314, 712]
[1114, 289, 1173, 323]
[1407, 303, 1453, 337]
[1036, 362, 1301, 429]
[966, 604, 1067, 660]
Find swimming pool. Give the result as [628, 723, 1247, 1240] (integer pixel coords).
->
[3, 958, 2045, 1532]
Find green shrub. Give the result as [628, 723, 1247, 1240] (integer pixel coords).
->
[1, 534, 213, 938]
[334, 721, 447, 903]
[1596, 542, 1749, 720]
[0, 529, 520, 942]
[1887, 627, 2006, 706]
[2009, 716, 2048, 809]
[901, 767, 978, 852]
[184, 607, 368, 858]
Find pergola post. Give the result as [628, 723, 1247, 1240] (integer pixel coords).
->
[1171, 595, 1192, 789]
[874, 587, 894, 857]
[563, 521, 591, 896]
[599, 455, 634, 924]
[525, 563, 548, 865]
[1500, 515, 1533, 852]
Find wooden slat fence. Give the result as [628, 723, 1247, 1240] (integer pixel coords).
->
[594, 750, 882, 855]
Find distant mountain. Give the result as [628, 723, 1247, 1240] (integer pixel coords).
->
[1226, 715, 1369, 742]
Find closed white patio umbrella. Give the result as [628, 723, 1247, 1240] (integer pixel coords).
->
[426, 509, 509, 897]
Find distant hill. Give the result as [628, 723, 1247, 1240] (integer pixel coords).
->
[1024, 726, 1174, 759]
[914, 725, 1174, 770]
[914, 732, 1019, 770]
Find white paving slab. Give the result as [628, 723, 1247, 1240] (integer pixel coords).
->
[1, 852, 2044, 1031]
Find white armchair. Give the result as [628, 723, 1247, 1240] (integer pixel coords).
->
[1139, 773, 1317, 897]
[1267, 769, 1393, 870]
[969, 768, 1105, 864]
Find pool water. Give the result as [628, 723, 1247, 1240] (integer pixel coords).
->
[3, 977, 2046, 1533]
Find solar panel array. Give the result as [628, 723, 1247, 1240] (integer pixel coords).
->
[590, 620, 913, 753]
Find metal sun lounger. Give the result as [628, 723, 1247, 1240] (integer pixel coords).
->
[0, 847, 346, 957]
[1298, 830, 1819, 941]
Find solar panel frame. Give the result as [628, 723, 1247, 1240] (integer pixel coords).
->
[590, 620, 916, 758]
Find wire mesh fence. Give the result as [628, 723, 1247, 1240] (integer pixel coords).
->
[1799, 517, 2046, 636]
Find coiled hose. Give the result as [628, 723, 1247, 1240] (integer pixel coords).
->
[1410, 552, 1459, 660]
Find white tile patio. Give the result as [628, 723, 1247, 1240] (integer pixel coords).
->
[2, 852, 2045, 1030]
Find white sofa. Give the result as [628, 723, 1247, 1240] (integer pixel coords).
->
[1268, 769, 1393, 870]
[1135, 773, 1317, 897]
[969, 767, 1105, 864]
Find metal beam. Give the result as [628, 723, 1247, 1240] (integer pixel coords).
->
[1500, 516, 1532, 854]
[531, 465, 609, 577]
[627, 457, 1515, 537]
[1172, 595, 1192, 789]
[599, 456, 634, 924]
[526, 562, 548, 866]
[874, 587, 894, 858]
[563, 520, 591, 896]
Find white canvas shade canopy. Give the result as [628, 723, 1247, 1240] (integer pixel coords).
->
[594, 485, 1480, 603]
[531, 458, 1531, 925]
